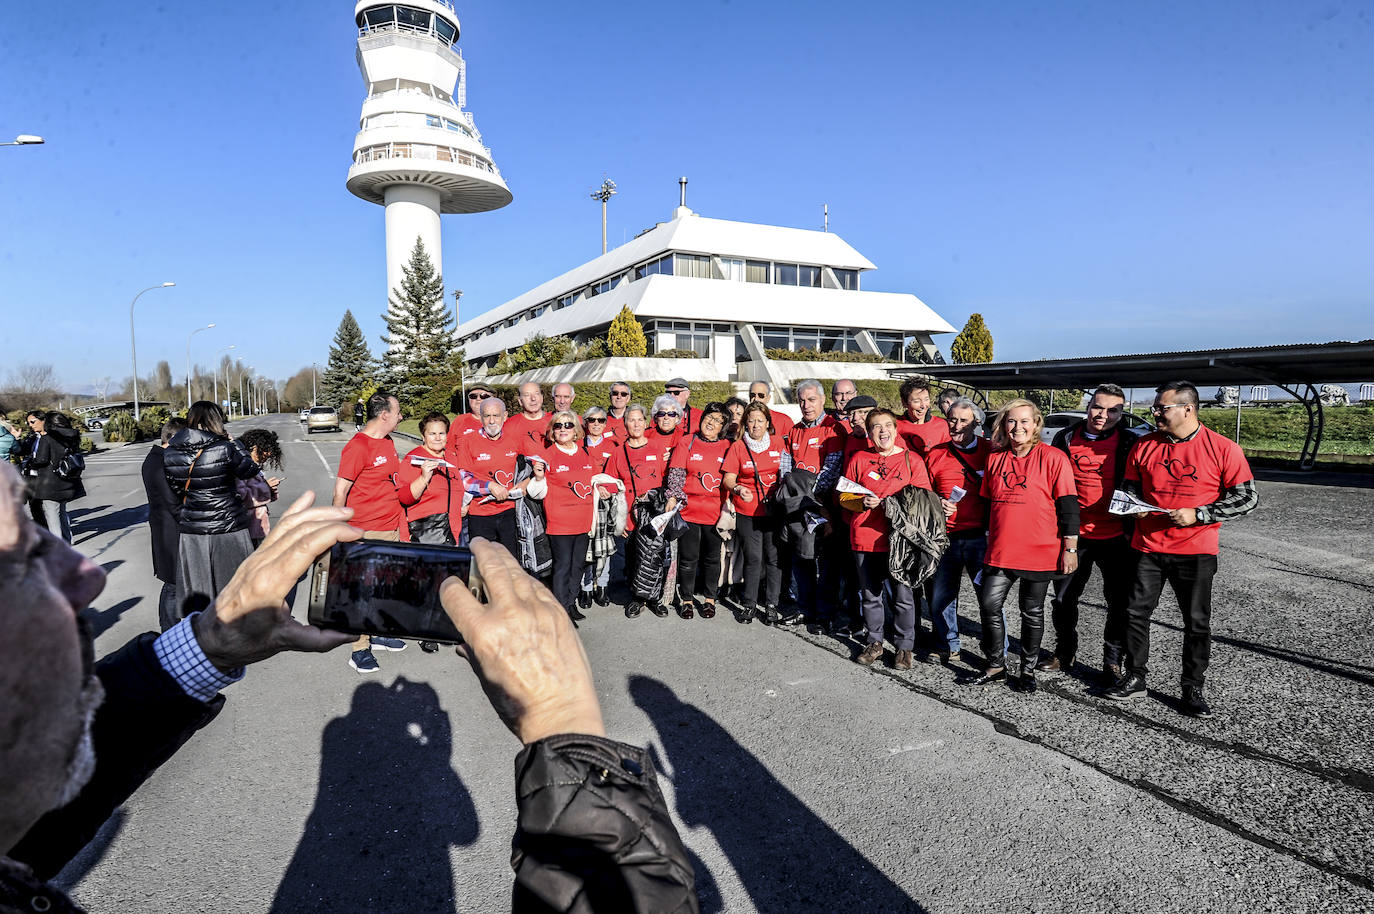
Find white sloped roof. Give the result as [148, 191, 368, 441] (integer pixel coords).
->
[457, 211, 879, 337]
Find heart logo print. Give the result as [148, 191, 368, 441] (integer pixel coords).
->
[1001, 470, 1028, 489]
[1071, 453, 1103, 476]
[571, 481, 593, 499]
[493, 470, 515, 487]
[798, 461, 819, 473]
[699, 472, 721, 491]
[1162, 458, 1198, 481]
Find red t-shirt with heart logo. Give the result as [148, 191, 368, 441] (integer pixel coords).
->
[583, 435, 620, 471]
[670, 436, 731, 525]
[505, 413, 552, 456]
[982, 443, 1077, 572]
[783, 420, 842, 476]
[842, 446, 931, 552]
[1125, 425, 1252, 555]
[533, 444, 600, 535]
[455, 431, 521, 517]
[722, 437, 786, 518]
[1063, 428, 1125, 540]
[605, 439, 672, 530]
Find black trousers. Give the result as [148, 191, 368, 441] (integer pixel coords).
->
[548, 532, 590, 613]
[157, 580, 180, 632]
[676, 521, 724, 602]
[736, 513, 781, 609]
[1124, 551, 1218, 688]
[468, 510, 520, 558]
[1050, 534, 1134, 664]
[978, 569, 1051, 670]
[819, 525, 858, 623]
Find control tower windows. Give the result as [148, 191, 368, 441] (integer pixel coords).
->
[356, 5, 460, 47]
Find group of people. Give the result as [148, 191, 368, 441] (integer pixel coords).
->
[335, 375, 1257, 719]
[3, 409, 87, 543]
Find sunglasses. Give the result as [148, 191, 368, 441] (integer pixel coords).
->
[611, 390, 630, 397]
[551, 421, 576, 430]
[585, 416, 607, 423]
[654, 411, 679, 419]
[750, 392, 769, 399]
[665, 388, 686, 395]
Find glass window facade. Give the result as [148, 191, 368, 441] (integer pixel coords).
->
[799, 265, 821, 288]
[653, 321, 713, 357]
[871, 332, 904, 360]
[775, 263, 799, 286]
[675, 253, 711, 279]
[834, 268, 859, 290]
[745, 260, 770, 283]
[357, 5, 460, 46]
[633, 254, 674, 280]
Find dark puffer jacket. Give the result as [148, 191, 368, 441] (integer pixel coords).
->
[26, 426, 86, 502]
[162, 428, 259, 534]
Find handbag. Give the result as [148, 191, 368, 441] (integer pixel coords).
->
[408, 512, 456, 545]
[55, 448, 85, 480]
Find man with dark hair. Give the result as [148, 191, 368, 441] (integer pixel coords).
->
[896, 378, 950, 456]
[142, 417, 189, 631]
[447, 384, 493, 454]
[333, 391, 407, 674]
[606, 381, 632, 438]
[1105, 380, 1258, 718]
[1043, 382, 1138, 681]
[937, 388, 961, 416]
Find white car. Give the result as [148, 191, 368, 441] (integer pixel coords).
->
[1040, 410, 1151, 444]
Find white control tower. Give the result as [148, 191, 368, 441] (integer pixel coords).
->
[346, 0, 512, 303]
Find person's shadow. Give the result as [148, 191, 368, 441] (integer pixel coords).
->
[629, 676, 927, 913]
[269, 677, 479, 914]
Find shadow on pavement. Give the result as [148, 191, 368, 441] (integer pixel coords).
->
[1253, 467, 1374, 489]
[269, 677, 479, 914]
[80, 597, 142, 639]
[74, 505, 148, 544]
[1151, 617, 1374, 686]
[68, 505, 110, 520]
[629, 676, 927, 914]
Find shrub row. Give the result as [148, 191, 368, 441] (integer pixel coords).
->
[764, 348, 885, 363]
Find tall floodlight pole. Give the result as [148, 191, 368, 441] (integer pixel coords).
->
[0, 135, 44, 147]
[590, 178, 617, 254]
[454, 289, 465, 403]
[129, 282, 176, 421]
[185, 323, 215, 410]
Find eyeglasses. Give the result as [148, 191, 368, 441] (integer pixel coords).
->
[750, 392, 769, 400]
[551, 421, 576, 430]
[467, 392, 486, 401]
[665, 388, 686, 395]
[1150, 403, 1189, 416]
[610, 390, 630, 397]
[585, 416, 607, 423]
[654, 411, 679, 419]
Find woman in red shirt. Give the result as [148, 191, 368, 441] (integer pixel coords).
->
[838, 408, 932, 670]
[721, 402, 786, 624]
[605, 403, 677, 619]
[646, 393, 684, 450]
[666, 402, 731, 620]
[963, 399, 1079, 693]
[528, 410, 602, 623]
[398, 412, 460, 545]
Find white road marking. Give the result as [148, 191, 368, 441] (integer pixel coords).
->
[885, 740, 945, 755]
[120, 487, 140, 500]
[311, 443, 332, 473]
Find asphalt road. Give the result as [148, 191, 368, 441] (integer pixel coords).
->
[51, 414, 1374, 913]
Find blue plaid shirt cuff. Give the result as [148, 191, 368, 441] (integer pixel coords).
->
[153, 613, 245, 703]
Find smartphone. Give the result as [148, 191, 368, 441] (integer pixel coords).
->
[307, 540, 484, 644]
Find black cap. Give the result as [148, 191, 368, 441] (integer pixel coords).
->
[846, 395, 878, 411]
[665, 377, 690, 390]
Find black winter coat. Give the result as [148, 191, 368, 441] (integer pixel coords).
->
[141, 446, 181, 583]
[25, 427, 85, 502]
[162, 428, 259, 534]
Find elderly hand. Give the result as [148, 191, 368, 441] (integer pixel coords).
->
[439, 539, 605, 745]
[193, 492, 361, 672]
[862, 494, 881, 510]
[940, 498, 957, 518]
[488, 481, 509, 501]
[1168, 507, 1198, 527]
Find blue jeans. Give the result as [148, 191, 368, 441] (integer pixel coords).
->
[928, 533, 991, 653]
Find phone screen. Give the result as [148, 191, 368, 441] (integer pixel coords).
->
[307, 540, 479, 644]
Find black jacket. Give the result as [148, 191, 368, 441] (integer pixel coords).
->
[25, 427, 85, 503]
[1050, 420, 1135, 490]
[141, 446, 181, 584]
[5, 638, 698, 913]
[162, 428, 259, 534]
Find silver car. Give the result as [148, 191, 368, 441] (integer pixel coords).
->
[306, 406, 340, 434]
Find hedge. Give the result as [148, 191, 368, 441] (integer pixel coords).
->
[765, 348, 885, 364]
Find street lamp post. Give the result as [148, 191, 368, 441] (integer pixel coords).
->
[213, 345, 235, 408]
[312, 363, 318, 407]
[129, 282, 175, 421]
[0, 135, 44, 147]
[186, 323, 215, 411]
[240, 368, 253, 419]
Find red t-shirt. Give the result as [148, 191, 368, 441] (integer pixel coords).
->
[924, 438, 992, 534]
[896, 413, 951, 456]
[1063, 428, 1126, 540]
[982, 444, 1077, 572]
[783, 419, 842, 475]
[583, 434, 620, 471]
[670, 436, 731, 525]
[722, 437, 785, 518]
[444, 413, 482, 457]
[605, 440, 672, 530]
[397, 446, 460, 540]
[647, 424, 684, 451]
[604, 413, 627, 439]
[678, 404, 701, 437]
[505, 413, 552, 456]
[338, 433, 405, 534]
[1125, 425, 1253, 555]
[455, 431, 521, 517]
[769, 409, 795, 441]
[842, 447, 931, 552]
[533, 444, 600, 536]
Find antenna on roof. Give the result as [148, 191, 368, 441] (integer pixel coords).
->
[673, 176, 692, 219]
[823, 204, 829, 232]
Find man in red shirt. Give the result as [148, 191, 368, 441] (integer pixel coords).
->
[446, 383, 492, 454]
[1105, 381, 1258, 718]
[895, 378, 951, 457]
[333, 391, 408, 674]
[455, 396, 529, 558]
[663, 378, 700, 436]
[604, 382, 632, 439]
[748, 380, 794, 440]
[781, 379, 844, 627]
[1044, 383, 1139, 681]
[552, 382, 576, 414]
[505, 382, 551, 455]
[924, 397, 993, 664]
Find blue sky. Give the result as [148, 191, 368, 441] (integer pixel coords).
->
[3, 0, 1371, 392]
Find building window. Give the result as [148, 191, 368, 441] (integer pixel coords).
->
[675, 253, 711, 279]
[395, 6, 431, 31]
[745, 260, 770, 283]
[434, 17, 456, 44]
[634, 254, 673, 280]
[760, 329, 790, 350]
[775, 263, 799, 286]
[871, 332, 904, 361]
[834, 268, 859, 290]
[426, 115, 442, 127]
[720, 258, 744, 281]
[799, 265, 821, 288]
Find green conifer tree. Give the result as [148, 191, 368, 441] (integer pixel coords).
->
[380, 237, 454, 401]
[951, 313, 994, 364]
[607, 305, 647, 357]
[320, 310, 376, 407]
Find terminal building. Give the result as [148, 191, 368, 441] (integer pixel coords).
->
[457, 190, 956, 390]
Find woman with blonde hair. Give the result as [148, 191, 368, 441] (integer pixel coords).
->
[721, 401, 787, 624]
[528, 410, 602, 622]
[961, 399, 1079, 693]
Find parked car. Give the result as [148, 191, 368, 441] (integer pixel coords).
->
[84, 417, 108, 431]
[299, 408, 309, 423]
[1040, 410, 1151, 444]
[306, 406, 340, 434]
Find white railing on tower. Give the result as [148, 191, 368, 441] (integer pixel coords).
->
[353, 142, 500, 176]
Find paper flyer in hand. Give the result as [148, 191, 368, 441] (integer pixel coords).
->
[949, 486, 967, 504]
[649, 506, 681, 536]
[836, 476, 877, 497]
[410, 455, 455, 468]
[1108, 488, 1168, 515]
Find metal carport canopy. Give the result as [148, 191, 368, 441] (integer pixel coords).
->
[892, 339, 1374, 470]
